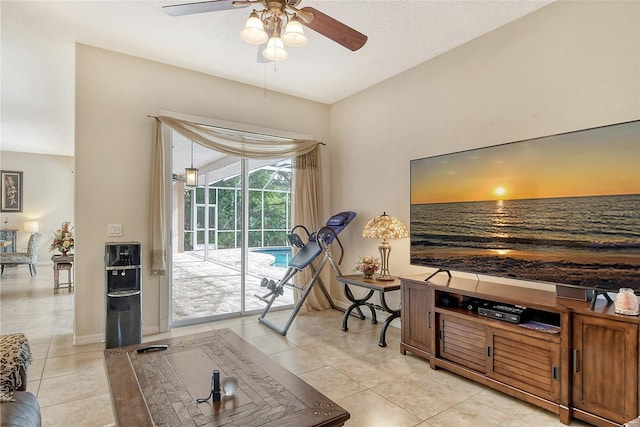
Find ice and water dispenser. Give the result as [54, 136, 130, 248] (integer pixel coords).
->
[105, 242, 142, 349]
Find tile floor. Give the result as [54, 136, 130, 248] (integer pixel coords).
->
[0, 265, 592, 426]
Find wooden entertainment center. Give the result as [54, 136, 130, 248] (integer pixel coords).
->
[400, 273, 639, 427]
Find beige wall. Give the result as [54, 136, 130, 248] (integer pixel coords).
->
[0, 151, 74, 263]
[74, 45, 331, 344]
[328, 1, 640, 307]
[74, 0, 639, 343]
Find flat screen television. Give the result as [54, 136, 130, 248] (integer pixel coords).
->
[410, 119, 640, 292]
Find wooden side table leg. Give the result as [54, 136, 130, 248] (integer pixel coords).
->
[53, 264, 59, 293]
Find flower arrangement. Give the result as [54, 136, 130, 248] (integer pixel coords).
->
[50, 221, 74, 255]
[353, 256, 380, 278]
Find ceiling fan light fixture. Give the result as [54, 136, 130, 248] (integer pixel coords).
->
[282, 17, 308, 47]
[240, 11, 268, 44]
[164, 1, 369, 62]
[263, 34, 288, 61]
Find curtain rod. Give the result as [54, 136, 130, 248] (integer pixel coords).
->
[147, 115, 325, 145]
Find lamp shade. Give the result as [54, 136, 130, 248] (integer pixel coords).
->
[23, 221, 39, 233]
[263, 35, 288, 61]
[282, 17, 308, 47]
[362, 212, 408, 240]
[240, 12, 268, 44]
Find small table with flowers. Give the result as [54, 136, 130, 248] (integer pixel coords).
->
[51, 254, 74, 292]
[336, 275, 401, 347]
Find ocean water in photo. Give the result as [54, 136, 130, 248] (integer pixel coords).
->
[410, 194, 640, 289]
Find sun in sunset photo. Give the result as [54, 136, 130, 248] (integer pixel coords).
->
[494, 186, 507, 198]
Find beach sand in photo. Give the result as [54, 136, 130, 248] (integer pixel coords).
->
[411, 247, 640, 289]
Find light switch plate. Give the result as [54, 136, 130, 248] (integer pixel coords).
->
[107, 224, 123, 237]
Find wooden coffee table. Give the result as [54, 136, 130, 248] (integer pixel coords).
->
[104, 329, 349, 427]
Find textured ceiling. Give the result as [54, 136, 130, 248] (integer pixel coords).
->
[1, 0, 553, 156]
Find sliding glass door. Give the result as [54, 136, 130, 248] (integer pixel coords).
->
[170, 131, 294, 326]
[245, 158, 294, 312]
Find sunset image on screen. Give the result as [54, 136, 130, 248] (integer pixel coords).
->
[409, 120, 640, 291]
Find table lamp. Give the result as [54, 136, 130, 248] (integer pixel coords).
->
[23, 221, 39, 234]
[362, 212, 408, 281]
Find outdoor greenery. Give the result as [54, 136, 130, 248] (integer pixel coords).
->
[183, 164, 292, 251]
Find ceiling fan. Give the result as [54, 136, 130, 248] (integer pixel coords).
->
[162, 0, 368, 61]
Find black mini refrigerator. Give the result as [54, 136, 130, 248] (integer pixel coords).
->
[105, 242, 142, 349]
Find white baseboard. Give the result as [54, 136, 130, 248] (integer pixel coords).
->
[74, 326, 160, 345]
[73, 333, 104, 346]
[143, 325, 160, 336]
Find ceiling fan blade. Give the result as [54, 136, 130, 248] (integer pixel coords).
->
[299, 6, 367, 51]
[162, 0, 248, 17]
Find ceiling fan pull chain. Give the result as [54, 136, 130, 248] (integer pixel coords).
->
[264, 62, 268, 98]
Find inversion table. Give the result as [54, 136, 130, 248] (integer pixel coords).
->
[256, 211, 359, 336]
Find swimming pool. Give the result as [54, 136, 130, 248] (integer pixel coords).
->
[253, 247, 292, 267]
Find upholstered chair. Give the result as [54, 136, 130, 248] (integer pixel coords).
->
[0, 233, 42, 277]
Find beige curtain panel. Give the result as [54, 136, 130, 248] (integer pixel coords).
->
[293, 149, 330, 311]
[150, 116, 323, 292]
[150, 120, 167, 276]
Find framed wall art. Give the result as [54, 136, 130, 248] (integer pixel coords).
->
[1, 170, 23, 212]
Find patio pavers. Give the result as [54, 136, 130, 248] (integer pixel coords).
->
[172, 250, 294, 321]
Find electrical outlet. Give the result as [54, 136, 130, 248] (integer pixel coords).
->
[107, 224, 123, 237]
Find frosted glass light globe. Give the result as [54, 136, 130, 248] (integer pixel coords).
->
[240, 13, 268, 45]
[282, 18, 308, 47]
[263, 36, 288, 61]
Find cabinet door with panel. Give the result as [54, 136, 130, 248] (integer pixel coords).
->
[572, 314, 638, 424]
[401, 280, 432, 357]
[489, 328, 561, 403]
[438, 313, 488, 374]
